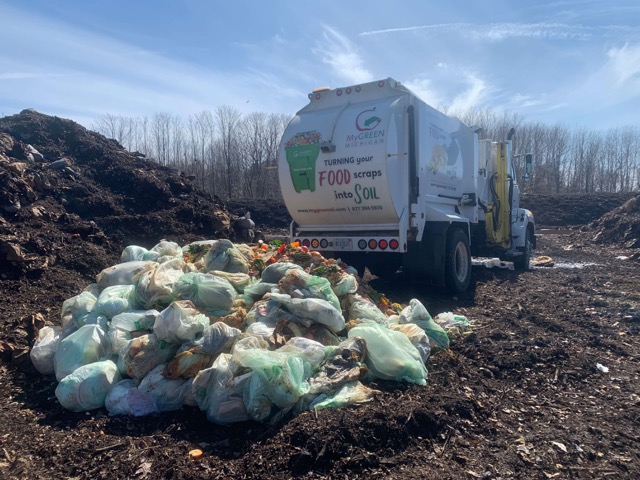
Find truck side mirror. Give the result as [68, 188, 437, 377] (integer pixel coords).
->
[524, 154, 533, 180]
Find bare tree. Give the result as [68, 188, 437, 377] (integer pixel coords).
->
[93, 105, 638, 198]
[215, 105, 242, 199]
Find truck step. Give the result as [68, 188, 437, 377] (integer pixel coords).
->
[471, 257, 514, 270]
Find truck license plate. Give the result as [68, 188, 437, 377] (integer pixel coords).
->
[333, 238, 353, 250]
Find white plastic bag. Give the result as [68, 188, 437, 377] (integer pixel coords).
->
[389, 323, 431, 364]
[150, 240, 183, 263]
[154, 300, 210, 344]
[138, 364, 190, 412]
[193, 322, 242, 355]
[96, 261, 157, 289]
[134, 258, 193, 309]
[104, 379, 138, 416]
[123, 333, 179, 380]
[268, 293, 345, 333]
[30, 325, 63, 374]
[434, 311, 472, 332]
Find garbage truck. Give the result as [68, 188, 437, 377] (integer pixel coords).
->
[278, 78, 535, 292]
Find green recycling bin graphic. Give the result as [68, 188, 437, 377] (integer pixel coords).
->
[284, 131, 321, 193]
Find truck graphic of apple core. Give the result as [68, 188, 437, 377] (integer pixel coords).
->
[284, 131, 321, 193]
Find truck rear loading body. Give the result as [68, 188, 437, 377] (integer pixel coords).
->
[278, 78, 535, 292]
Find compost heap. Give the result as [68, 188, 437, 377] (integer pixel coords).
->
[30, 238, 470, 424]
[0, 109, 236, 283]
[590, 193, 640, 248]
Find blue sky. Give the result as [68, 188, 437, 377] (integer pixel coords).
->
[1, 0, 639, 130]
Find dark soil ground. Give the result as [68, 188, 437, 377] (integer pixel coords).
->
[1, 111, 639, 479]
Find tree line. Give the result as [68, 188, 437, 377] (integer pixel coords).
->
[93, 106, 640, 199]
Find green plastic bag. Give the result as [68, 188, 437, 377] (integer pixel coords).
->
[400, 299, 449, 350]
[242, 281, 277, 306]
[210, 270, 255, 293]
[348, 297, 388, 325]
[121, 245, 160, 263]
[260, 262, 303, 284]
[310, 381, 381, 411]
[204, 239, 249, 273]
[55, 360, 121, 412]
[61, 291, 98, 329]
[348, 321, 428, 385]
[95, 284, 138, 319]
[331, 273, 358, 297]
[278, 269, 341, 311]
[54, 324, 111, 381]
[173, 272, 237, 313]
[192, 353, 251, 425]
[233, 346, 311, 409]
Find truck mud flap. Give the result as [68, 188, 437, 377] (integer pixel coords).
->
[402, 222, 448, 286]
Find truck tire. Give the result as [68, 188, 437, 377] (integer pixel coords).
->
[444, 227, 471, 293]
[514, 227, 533, 271]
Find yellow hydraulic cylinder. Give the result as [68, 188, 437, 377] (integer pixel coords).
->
[485, 142, 511, 248]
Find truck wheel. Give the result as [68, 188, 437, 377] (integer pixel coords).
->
[514, 228, 533, 270]
[444, 227, 471, 293]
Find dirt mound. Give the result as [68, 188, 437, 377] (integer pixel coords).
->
[225, 197, 291, 234]
[520, 192, 636, 226]
[0, 110, 236, 281]
[589, 193, 640, 248]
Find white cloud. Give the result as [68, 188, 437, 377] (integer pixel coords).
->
[450, 73, 491, 113]
[360, 24, 462, 37]
[360, 22, 637, 42]
[405, 69, 492, 113]
[313, 26, 373, 84]
[403, 77, 445, 108]
[0, 72, 67, 80]
[572, 42, 640, 107]
[509, 93, 544, 109]
[481, 22, 590, 41]
[606, 43, 640, 87]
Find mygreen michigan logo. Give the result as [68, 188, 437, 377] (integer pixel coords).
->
[356, 108, 381, 131]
